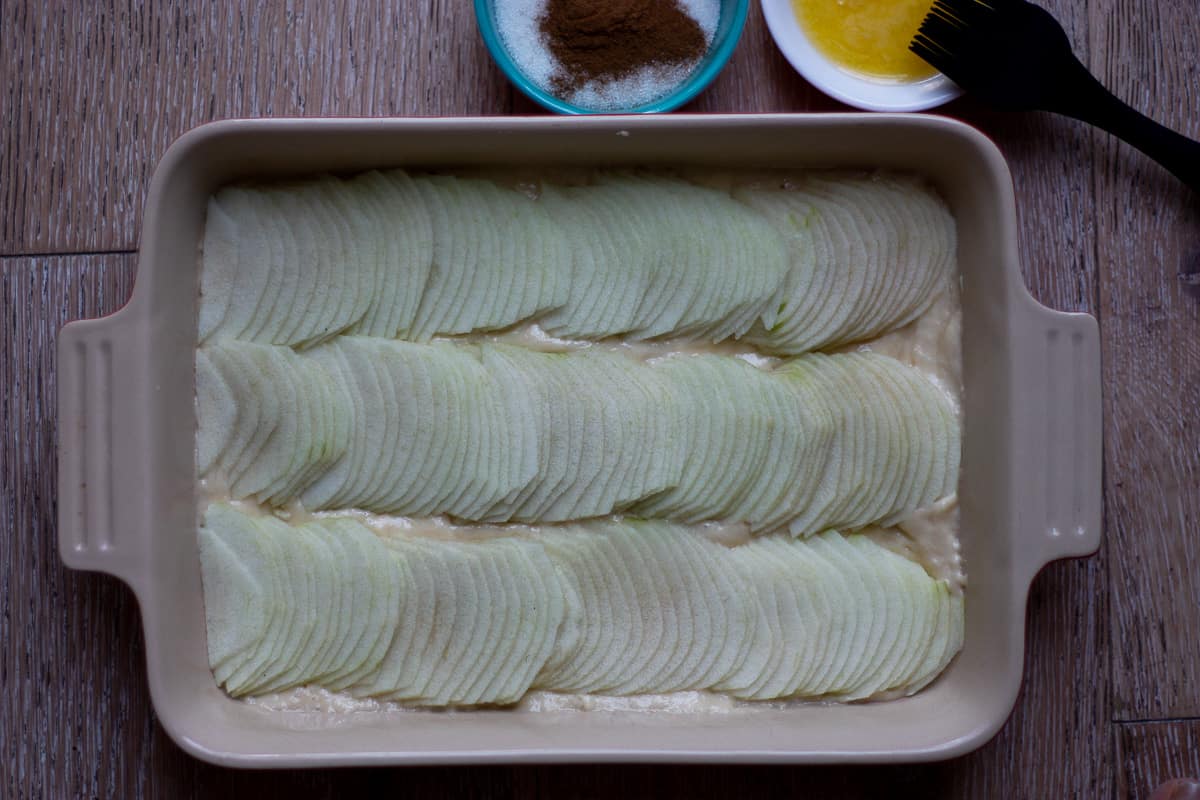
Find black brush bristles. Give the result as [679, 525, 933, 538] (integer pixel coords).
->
[910, 0, 1200, 189]
[908, 0, 1077, 109]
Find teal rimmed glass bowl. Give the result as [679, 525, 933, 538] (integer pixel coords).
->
[474, 0, 749, 114]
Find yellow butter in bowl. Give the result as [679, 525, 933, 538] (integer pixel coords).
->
[792, 0, 937, 82]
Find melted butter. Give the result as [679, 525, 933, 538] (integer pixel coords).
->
[793, 0, 938, 82]
[863, 496, 963, 593]
[897, 496, 963, 592]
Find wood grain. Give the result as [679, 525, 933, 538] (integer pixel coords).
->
[0, 0, 514, 255]
[1089, 0, 1200, 720]
[1, 255, 144, 797]
[3, 0, 1199, 794]
[1117, 721, 1200, 799]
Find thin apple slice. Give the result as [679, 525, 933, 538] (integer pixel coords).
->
[336, 171, 392, 339]
[507, 354, 578, 521]
[841, 534, 914, 699]
[746, 536, 829, 699]
[195, 348, 236, 477]
[641, 524, 717, 693]
[699, 360, 783, 521]
[743, 192, 829, 345]
[306, 519, 369, 685]
[281, 351, 354, 502]
[619, 177, 694, 339]
[785, 532, 854, 698]
[736, 174, 956, 353]
[196, 518, 267, 676]
[286, 182, 348, 346]
[479, 346, 556, 521]
[307, 519, 374, 688]
[901, 581, 964, 694]
[318, 339, 390, 509]
[480, 344, 540, 508]
[555, 525, 639, 692]
[733, 356, 836, 533]
[201, 505, 283, 691]
[721, 538, 799, 699]
[327, 524, 401, 691]
[533, 529, 587, 688]
[535, 527, 624, 692]
[201, 341, 279, 492]
[409, 343, 479, 517]
[414, 540, 485, 704]
[819, 358, 875, 531]
[219, 518, 293, 696]
[735, 184, 839, 353]
[267, 186, 321, 346]
[239, 189, 292, 344]
[815, 532, 885, 695]
[431, 344, 516, 519]
[247, 515, 316, 693]
[854, 359, 913, 527]
[197, 197, 239, 342]
[206, 187, 272, 342]
[430, 546, 497, 704]
[347, 534, 417, 698]
[457, 540, 524, 704]
[353, 338, 412, 511]
[590, 523, 673, 694]
[375, 169, 436, 339]
[537, 185, 627, 338]
[341, 171, 407, 338]
[295, 178, 375, 346]
[536, 353, 624, 521]
[803, 179, 887, 347]
[494, 539, 568, 703]
[285, 526, 341, 688]
[360, 534, 438, 699]
[362, 339, 436, 513]
[227, 345, 304, 501]
[632, 355, 729, 520]
[297, 344, 361, 509]
[381, 537, 463, 702]
[691, 534, 755, 689]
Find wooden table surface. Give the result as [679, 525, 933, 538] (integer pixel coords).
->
[3, 1, 1199, 797]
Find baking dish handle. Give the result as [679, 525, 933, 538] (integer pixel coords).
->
[57, 308, 148, 588]
[1010, 300, 1103, 577]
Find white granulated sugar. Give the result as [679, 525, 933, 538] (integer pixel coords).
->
[493, 0, 723, 111]
[495, 0, 558, 90]
[570, 61, 695, 111]
[679, 0, 721, 38]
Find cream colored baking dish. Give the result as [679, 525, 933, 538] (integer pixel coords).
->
[57, 114, 1101, 766]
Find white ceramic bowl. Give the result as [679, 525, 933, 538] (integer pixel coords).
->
[760, 0, 962, 111]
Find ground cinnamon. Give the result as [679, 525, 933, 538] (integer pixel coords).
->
[539, 0, 707, 92]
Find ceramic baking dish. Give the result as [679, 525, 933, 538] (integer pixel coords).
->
[57, 114, 1102, 766]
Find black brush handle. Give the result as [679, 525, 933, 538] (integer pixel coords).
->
[1046, 56, 1200, 192]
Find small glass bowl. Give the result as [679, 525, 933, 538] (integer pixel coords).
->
[474, 0, 750, 114]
